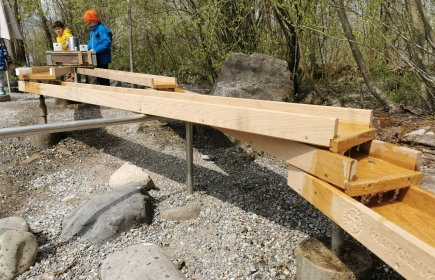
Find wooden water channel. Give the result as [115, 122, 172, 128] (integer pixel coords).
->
[11, 64, 435, 279]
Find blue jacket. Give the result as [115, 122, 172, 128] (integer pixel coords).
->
[0, 45, 12, 71]
[87, 23, 112, 65]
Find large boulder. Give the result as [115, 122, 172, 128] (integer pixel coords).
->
[211, 53, 294, 102]
[61, 182, 152, 247]
[0, 230, 38, 280]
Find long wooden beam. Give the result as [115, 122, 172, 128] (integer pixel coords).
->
[287, 164, 435, 280]
[76, 68, 177, 88]
[57, 81, 372, 125]
[19, 81, 338, 147]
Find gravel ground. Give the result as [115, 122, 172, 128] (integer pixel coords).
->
[1, 92, 431, 279]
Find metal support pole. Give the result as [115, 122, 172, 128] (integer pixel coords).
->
[73, 67, 78, 83]
[0, 114, 160, 139]
[331, 222, 345, 257]
[186, 122, 193, 194]
[38, 95, 47, 124]
[5, 64, 11, 93]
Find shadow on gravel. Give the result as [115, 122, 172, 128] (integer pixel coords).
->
[68, 116, 317, 234]
[67, 106, 399, 280]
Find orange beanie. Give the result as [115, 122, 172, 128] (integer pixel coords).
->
[84, 10, 100, 23]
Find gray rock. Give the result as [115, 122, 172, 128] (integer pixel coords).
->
[109, 162, 155, 190]
[211, 53, 294, 102]
[100, 243, 186, 280]
[403, 128, 435, 147]
[201, 154, 216, 161]
[27, 274, 55, 280]
[0, 216, 31, 232]
[0, 230, 38, 280]
[61, 183, 152, 247]
[161, 204, 201, 221]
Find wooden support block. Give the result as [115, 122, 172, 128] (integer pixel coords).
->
[19, 81, 338, 146]
[287, 164, 435, 280]
[358, 140, 422, 171]
[344, 153, 424, 196]
[48, 51, 93, 66]
[330, 121, 376, 153]
[78, 51, 83, 65]
[153, 80, 176, 89]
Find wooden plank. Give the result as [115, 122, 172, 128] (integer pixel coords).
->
[48, 51, 93, 66]
[287, 165, 435, 280]
[345, 153, 424, 196]
[359, 140, 422, 171]
[19, 81, 338, 146]
[76, 68, 177, 88]
[19, 73, 56, 80]
[60, 81, 372, 125]
[15, 66, 53, 76]
[330, 121, 376, 153]
[78, 51, 83, 65]
[153, 80, 176, 89]
[217, 127, 357, 188]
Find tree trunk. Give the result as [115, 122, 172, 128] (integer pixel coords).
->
[331, 0, 401, 112]
[36, 0, 53, 50]
[407, 0, 435, 110]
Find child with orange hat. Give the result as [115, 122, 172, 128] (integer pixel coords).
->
[84, 9, 112, 86]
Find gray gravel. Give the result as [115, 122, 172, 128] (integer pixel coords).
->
[0, 93, 412, 279]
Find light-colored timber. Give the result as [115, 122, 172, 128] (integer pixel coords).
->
[287, 164, 435, 280]
[76, 67, 177, 89]
[330, 121, 376, 153]
[47, 51, 94, 66]
[55, 80, 373, 125]
[344, 153, 424, 196]
[16, 66, 73, 80]
[359, 139, 422, 171]
[18, 81, 339, 147]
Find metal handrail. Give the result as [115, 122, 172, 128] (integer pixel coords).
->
[0, 114, 160, 139]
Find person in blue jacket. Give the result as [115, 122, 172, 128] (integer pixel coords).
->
[84, 9, 112, 86]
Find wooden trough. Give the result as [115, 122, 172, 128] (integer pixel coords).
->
[16, 67, 435, 279]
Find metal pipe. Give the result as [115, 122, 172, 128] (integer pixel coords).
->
[331, 222, 345, 257]
[186, 122, 193, 194]
[5, 63, 11, 93]
[0, 114, 160, 139]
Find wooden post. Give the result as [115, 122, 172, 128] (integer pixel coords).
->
[38, 95, 47, 124]
[186, 122, 193, 194]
